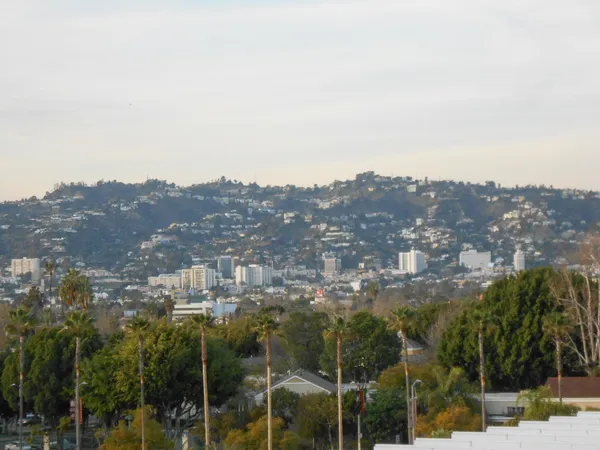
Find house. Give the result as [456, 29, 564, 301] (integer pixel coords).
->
[251, 370, 335, 406]
[545, 377, 600, 409]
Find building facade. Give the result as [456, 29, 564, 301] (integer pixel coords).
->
[398, 249, 427, 274]
[514, 249, 525, 272]
[11, 258, 41, 281]
[322, 256, 342, 275]
[235, 264, 273, 287]
[181, 265, 216, 291]
[217, 256, 234, 278]
[148, 274, 181, 288]
[459, 250, 492, 270]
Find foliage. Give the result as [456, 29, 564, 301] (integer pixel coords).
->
[224, 415, 299, 450]
[321, 311, 401, 382]
[363, 388, 408, 443]
[279, 311, 328, 372]
[516, 386, 579, 421]
[295, 393, 338, 449]
[1, 326, 102, 427]
[265, 388, 300, 428]
[0, 351, 14, 419]
[438, 268, 559, 391]
[212, 316, 261, 357]
[416, 405, 481, 438]
[100, 407, 173, 450]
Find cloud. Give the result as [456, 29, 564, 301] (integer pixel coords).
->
[0, 0, 599, 199]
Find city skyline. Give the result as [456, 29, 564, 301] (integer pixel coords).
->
[2, 0, 600, 201]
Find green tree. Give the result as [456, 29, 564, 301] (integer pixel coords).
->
[212, 316, 261, 357]
[324, 316, 346, 450]
[438, 268, 558, 391]
[516, 386, 578, 421]
[253, 312, 279, 450]
[44, 260, 56, 303]
[264, 388, 300, 429]
[543, 312, 573, 403]
[124, 317, 150, 450]
[296, 393, 338, 449]
[279, 311, 328, 372]
[62, 311, 95, 450]
[363, 388, 408, 443]
[188, 313, 215, 446]
[4, 307, 36, 450]
[224, 415, 298, 450]
[387, 306, 418, 443]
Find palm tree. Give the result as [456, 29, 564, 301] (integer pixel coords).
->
[44, 259, 56, 303]
[467, 307, 495, 431]
[62, 311, 95, 450]
[324, 316, 346, 450]
[543, 312, 573, 403]
[164, 297, 175, 324]
[252, 312, 278, 450]
[189, 313, 215, 447]
[59, 269, 81, 313]
[388, 305, 417, 444]
[125, 316, 150, 450]
[77, 276, 93, 311]
[5, 307, 36, 450]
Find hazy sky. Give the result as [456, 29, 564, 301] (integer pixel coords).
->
[1, 0, 600, 200]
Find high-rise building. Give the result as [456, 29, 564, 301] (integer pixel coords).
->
[180, 265, 216, 291]
[514, 249, 526, 272]
[398, 249, 427, 274]
[11, 258, 41, 281]
[323, 256, 342, 275]
[459, 250, 492, 270]
[235, 264, 273, 287]
[218, 256, 234, 278]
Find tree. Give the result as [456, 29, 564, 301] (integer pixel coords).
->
[62, 311, 95, 450]
[58, 269, 80, 313]
[363, 388, 408, 443]
[212, 316, 261, 357]
[163, 297, 175, 324]
[189, 313, 215, 447]
[224, 415, 298, 450]
[124, 317, 150, 450]
[296, 393, 338, 449]
[387, 306, 418, 443]
[22, 286, 44, 313]
[416, 405, 480, 438]
[324, 316, 346, 450]
[467, 307, 494, 431]
[543, 312, 573, 403]
[264, 388, 300, 429]
[4, 307, 36, 450]
[100, 407, 173, 450]
[253, 312, 279, 450]
[279, 311, 328, 372]
[438, 268, 559, 391]
[516, 386, 578, 421]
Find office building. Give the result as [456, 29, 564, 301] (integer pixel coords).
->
[398, 249, 427, 274]
[514, 250, 526, 272]
[459, 250, 492, 270]
[181, 265, 216, 291]
[218, 256, 234, 279]
[11, 258, 41, 281]
[323, 256, 342, 275]
[235, 264, 273, 287]
[148, 274, 181, 289]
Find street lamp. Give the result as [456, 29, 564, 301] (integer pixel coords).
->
[411, 379, 422, 443]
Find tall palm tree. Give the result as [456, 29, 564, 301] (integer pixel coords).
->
[543, 312, 573, 403]
[467, 307, 495, 431]
[5, 308, 36, 450]
[252, 312, 278, 450]
[324, 316, 346, 450]
[125, 317, 150, 450]
[44, 260, 56, 303]
[77, 276, 93, 311]
[59, 269, 81, 314]
[164, 297, 175, 324]
[62, 311, 95, 450]
[388, 305, 417, 444]
[189, 313, 215, 447]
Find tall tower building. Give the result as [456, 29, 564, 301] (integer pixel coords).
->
[218, 256, 234, 278]
[398, 249, 427, 274]
[322, 255, 342, 275]
[11, 258, 41, 282]
[514, 249, 526, 272]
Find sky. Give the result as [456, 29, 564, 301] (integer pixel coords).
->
[1, 0, 600, 200]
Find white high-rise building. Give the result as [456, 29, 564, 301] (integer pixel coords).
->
[11, 258, 41, 281]
[514, 249, 526, 272]
[218, 256, 234, 278]
[459, 250, 492, 270]
[235, 265, 273, 287]
[181, 265, 216, 291]
[398, 249, 427, 274]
